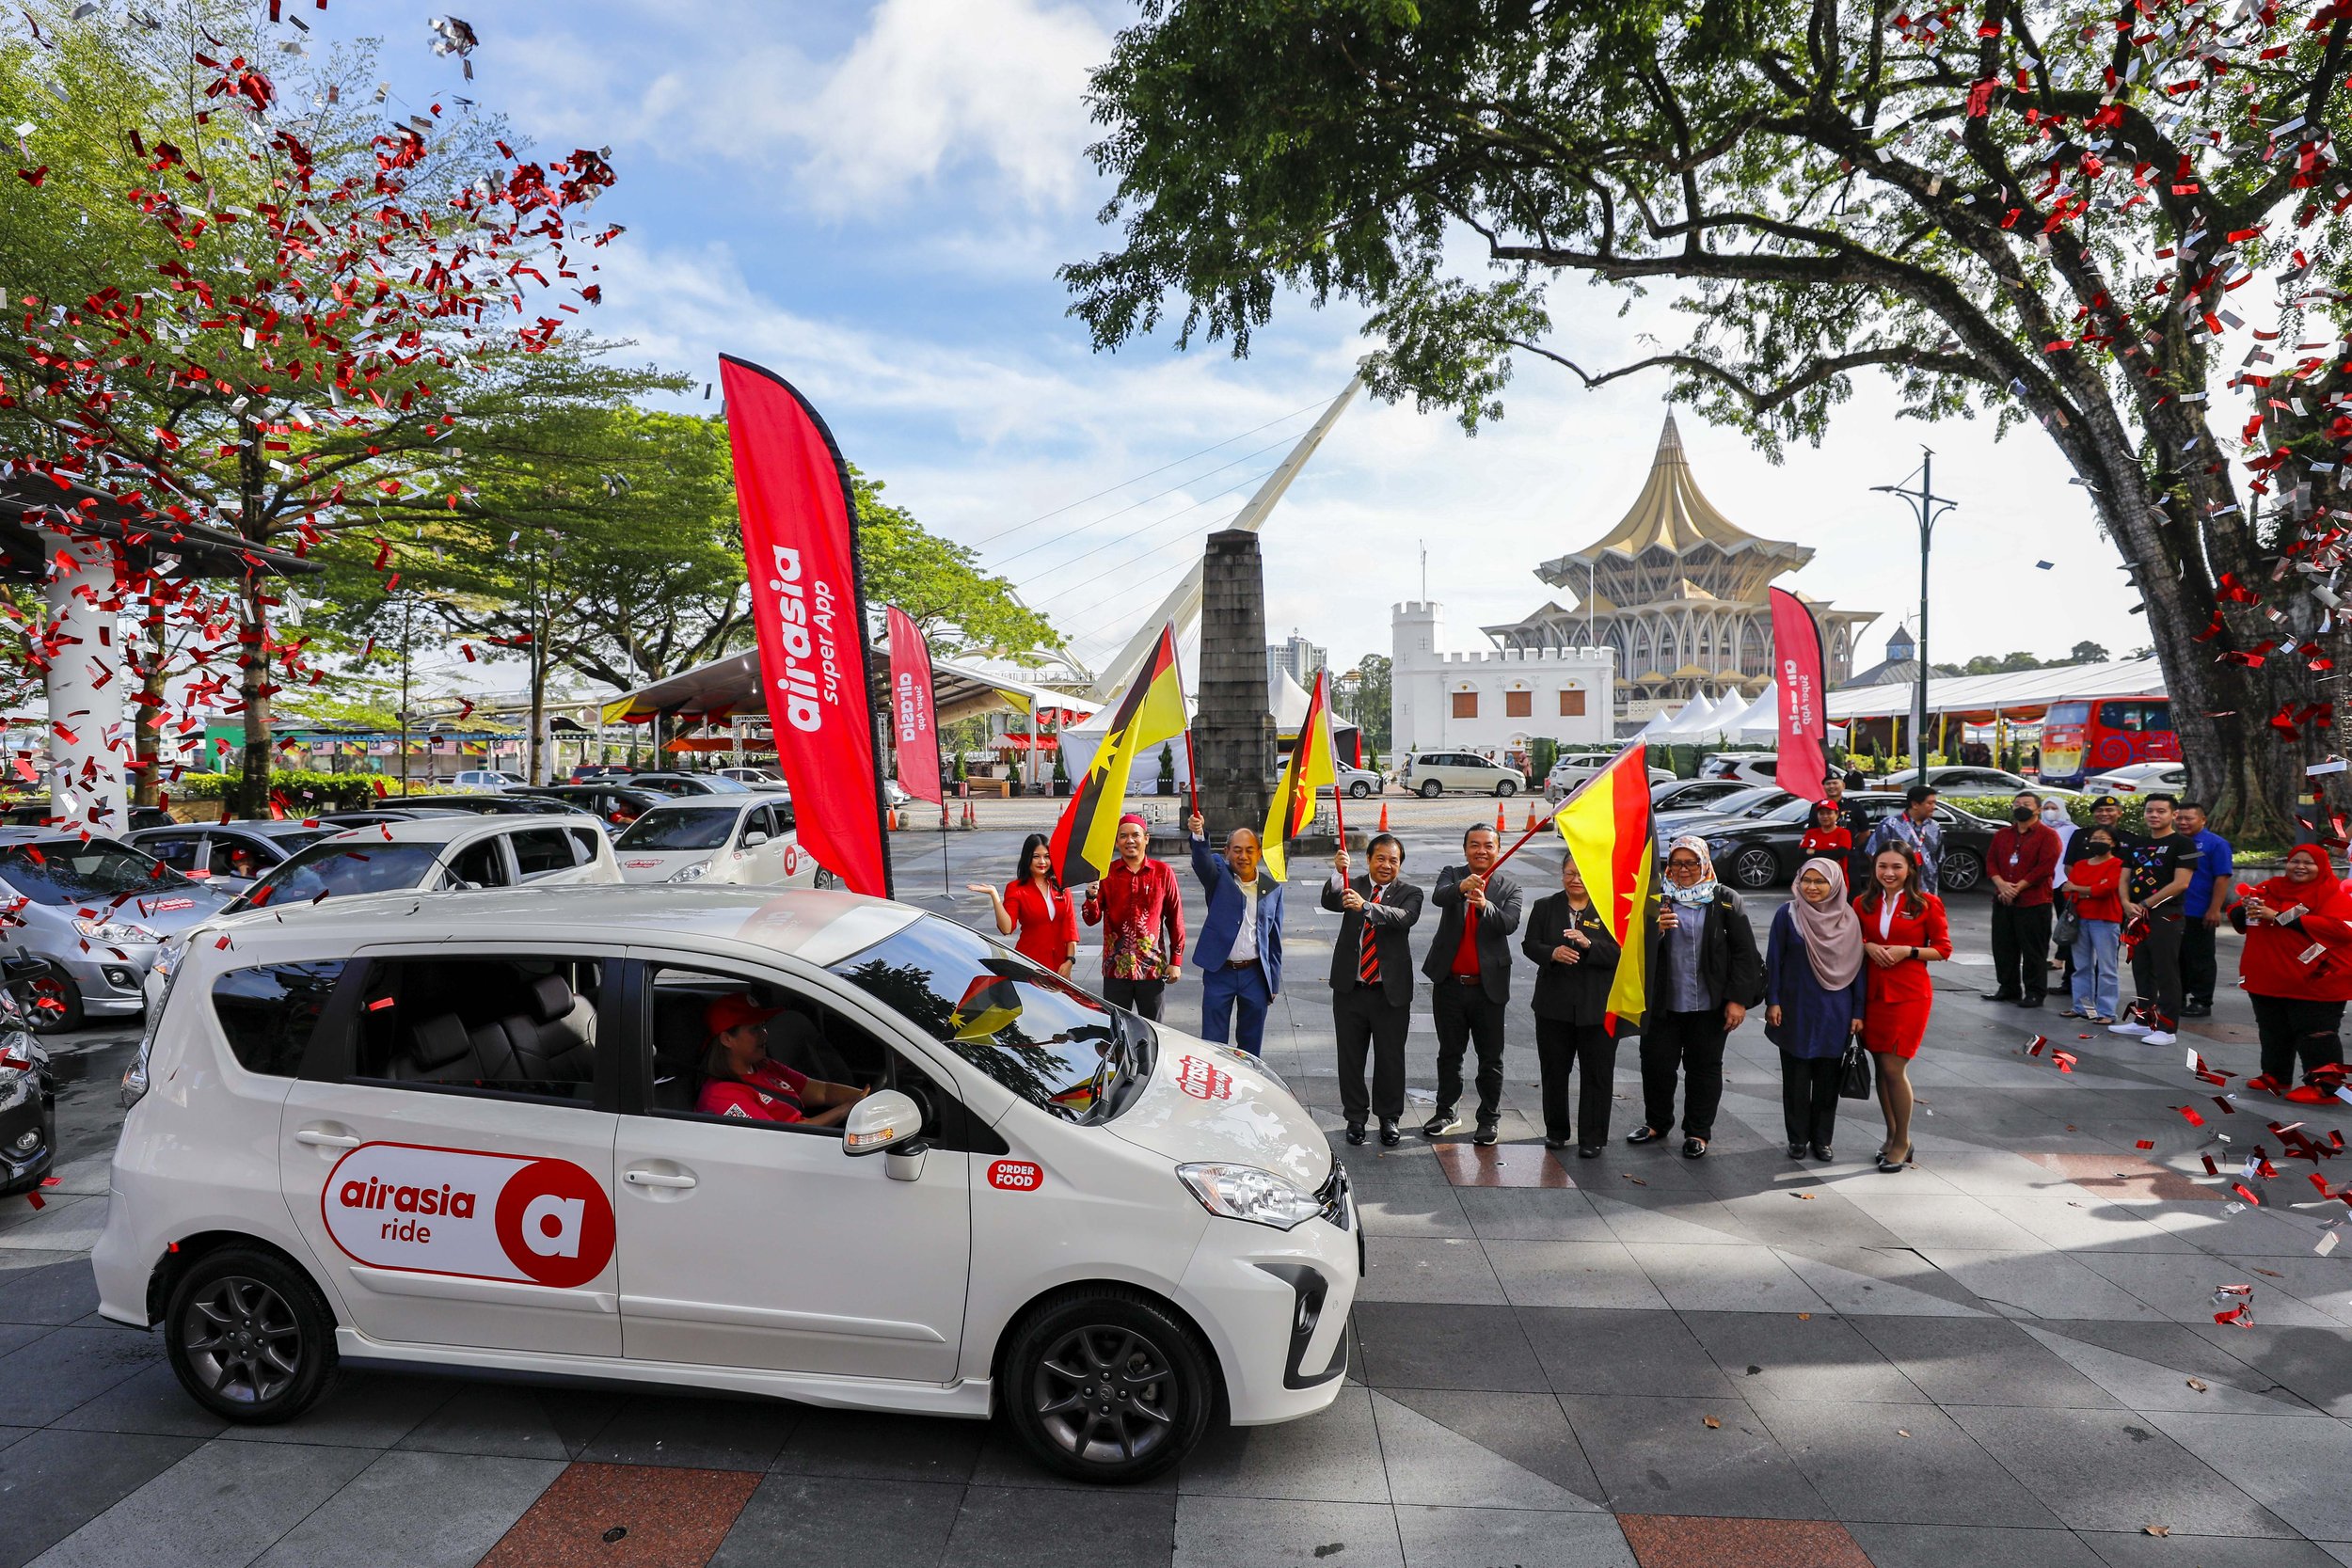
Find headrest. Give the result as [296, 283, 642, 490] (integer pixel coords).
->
[406, 1013, 471, 1069]
[526, 974, 574, 1022]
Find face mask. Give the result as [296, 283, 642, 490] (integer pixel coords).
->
[2011, 807, 2034, 823]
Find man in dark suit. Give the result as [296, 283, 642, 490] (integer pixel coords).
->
[1187, 812, 1284, 1056]
[1420, 823, 1524, 1146]
[1322, 832, 1422, 1147]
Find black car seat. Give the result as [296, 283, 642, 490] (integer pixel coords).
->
[390, 1012, 477, 1084]
[650, 986, 717, 1110]
[501, 974, 596, 1086]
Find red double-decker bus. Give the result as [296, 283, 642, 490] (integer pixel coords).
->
[2038, 695, 2176, 788]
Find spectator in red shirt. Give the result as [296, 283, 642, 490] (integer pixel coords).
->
[2060, 832, 2126, 1023]
[970, 832, 1080, 976]
[1798, 800, 1851, 860]
[1984, 789, 2064, 1009]
[2232, 844, 2352, 1101]
[1083, 814, 1184, 1020]
[695, 993, 869, 1125]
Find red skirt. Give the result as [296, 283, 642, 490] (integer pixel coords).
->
[1863, 992, 1931, 1058]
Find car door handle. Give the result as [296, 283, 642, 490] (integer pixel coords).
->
[294, 1128, 362, 1150]
[623, 1169, 697, 1189]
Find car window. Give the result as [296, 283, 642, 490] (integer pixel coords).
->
[509, 827, 580, 879]
[349, 956, 602, 1106]
[143, 833, 204, 874]
[643, 962, 895, 1133]
[565, 826, 602, 863]
[233, 842, 448, 910]
[771, 799, 796, 833]
[1731, 791, 1795, 819]
[214, 961, 349, 1078]
[206, 835, 270, 880]
[1761, 799, 1814, 823]
[448, 837, 511, 889]
[615, 808, 737, 851]
[0, 839, 196, 904]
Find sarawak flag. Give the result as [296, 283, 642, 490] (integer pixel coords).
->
[1048, 624, 1188, 885]
[884, 606, 943, 806]
[1263, 669, 1336, 882]
[720, 355, 889, 896]
[948, 971, 1024, 1041]
[1550, 741, 1655, 1034]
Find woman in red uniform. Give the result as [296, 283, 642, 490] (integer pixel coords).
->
[1857, 845, 1950, 1173]
[1798, 800, 1851, 861]
[969, 833, 1080, 976]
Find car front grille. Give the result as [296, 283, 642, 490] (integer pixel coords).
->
[1315, 1163, 1350, 1230]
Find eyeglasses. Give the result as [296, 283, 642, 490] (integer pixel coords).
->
[1664, 858, 1702, 874]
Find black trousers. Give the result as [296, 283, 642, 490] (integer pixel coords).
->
[2128, 908, 2185, 1030]
[1103, 976, 1166, 1021]
[1640, 1007, 1727, 1140]
[2250, 993, 2346, 1085]
[1334, 984, 1410, 1126]
[1990, 901, 2054, 1000]
[2180, 917, 2218, 1007]
[1535, 1018, 1617, 1147]
[1780, 1052, 1844, 1148]
[1432, 980, 1507, 1122]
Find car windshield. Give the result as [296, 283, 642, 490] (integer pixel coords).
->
[829, 913, 1146, 1122]
[0, 839, 195, 904]
[1672, 785, 1773, 816]
[227, 842, 446, 911]
[1761, 799, 1816, 824]
[615, 808, 739, 851]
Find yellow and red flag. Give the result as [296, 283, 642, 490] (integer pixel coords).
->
[1048, 624, 1189, 885]
[1263, 669, 1336, 882]
[1551, 741, 1655, 1033]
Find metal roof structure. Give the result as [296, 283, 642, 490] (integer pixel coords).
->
[1823, 657, 2165, 721]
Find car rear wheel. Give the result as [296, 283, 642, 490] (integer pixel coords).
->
[1003, 1288, 1214, 1484]
[1418, 780, 1442, 799]
[1728, 846, 1782, 890]
[1940, 847, 1984, 894]
[165, 1246, 338, 1424]
[14, 964, 81, 1035]
[1495, 779, 1518, 798]
[1348, 780, 1372, 799]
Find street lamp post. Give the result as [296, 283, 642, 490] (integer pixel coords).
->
[1872, 450, 1960, 778]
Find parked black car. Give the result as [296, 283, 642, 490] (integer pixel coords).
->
[1695, 791, 1994, 893]
[1650, 778, 1756, 815]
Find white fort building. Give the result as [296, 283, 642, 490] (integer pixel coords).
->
[1392, 413, 1874, 753]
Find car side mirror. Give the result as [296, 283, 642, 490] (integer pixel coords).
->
[741, 831, 771, 848]
[843, 1088, 924, 1157]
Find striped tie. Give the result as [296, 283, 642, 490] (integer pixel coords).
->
[1359, 885, 1381, 986]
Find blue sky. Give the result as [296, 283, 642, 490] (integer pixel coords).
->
[309, 0, 2151, 682]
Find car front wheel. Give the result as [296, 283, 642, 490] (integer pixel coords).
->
[1348, 780, 1372, 799]
[1940, 847, 1984, 894]
[1495, 779, 1518, 798]
[165, 1246, 338, 1424]
[1002, 1288, 1214, 1483]
[1728, 846, 1781, 890]
[1419, 780, 1442, 799]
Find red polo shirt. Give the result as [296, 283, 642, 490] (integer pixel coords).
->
[1990, 823, 2061, 907]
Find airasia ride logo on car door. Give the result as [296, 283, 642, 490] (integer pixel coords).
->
[320, 1142, 615, 1289]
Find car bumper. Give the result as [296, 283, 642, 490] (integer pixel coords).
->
[0, 1092, 51, 1197]
[49, 949, 154, 1017]
[1175, 1173, 1359, 1426]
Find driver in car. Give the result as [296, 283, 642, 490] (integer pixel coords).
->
[697, 993, 870, 1126]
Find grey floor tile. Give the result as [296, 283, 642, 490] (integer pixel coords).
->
[1379, 1388, 1605, 1505]
[771, 1408, 988, 1484]
[1622, 1243, 1831, 1313]
[1850, 1316, 2122, 1408]
[1945, 1405, 2295, 1536]
[1369, 1391, 1598, 1513]
[391, 1381, 617, 1461]
[1518, 1307, 1738, 1398]
[0, 1324, 162, 1426]
[28, 1439, 377, 1568]
[0, 1426, 28, 1454]
[2181, 1322, 2352, 1417]
[1180, 1384, 1388, 1503]
[1847, 1521, 2106, 1568]
[1173, 1496, 1401, 1568]
[579, 1392, 802, 1471]
[1394, 1506, 1635, 1568]
[2081, 1531, 2352, 1567]
[1750, 1396, 2063, 1527]
[251, 1450, 562, 1568]
[1585, 1192, 1752, 1246]
[0, 1324, 48, 1358]
[943, 1483, 1175, 1568]
[0, 1429, 199, 1568]
[1358, 1189, 1476, 1239]
[2075, 1252, 2341, 1328]
[714, 1474, 963, 1568]
[1915, 1248, 2169, 1321]
[1486, 1241, 1669, 1309]
[1681, 1310, 1930, 1404]
[1977, 1194, 2207, 1253]
[2022, 1325, 2313, 1415]
[220, 1370, 453, 1449]
[1766, 1243, 1989, 1316]
[0, 1260, 91, 1327]
[1353, 1301, 1549, 1392]
[1558, 1393, 1830, 1519]
[1359, 1237, 1506, 1305]
[2137, 1410, 2352, 1541]
[1454, 1187, 1614, 1243]
[51, 1363, 228, 1438]
[1841, 1191, 2062, 1250]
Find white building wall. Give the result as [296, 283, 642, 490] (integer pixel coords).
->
[1391, 601, 1615, 758]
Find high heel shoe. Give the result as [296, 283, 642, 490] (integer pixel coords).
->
[1875, 1145, 1913, 1174]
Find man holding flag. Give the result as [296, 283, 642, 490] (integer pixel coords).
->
[1185, 813, 1282, 1054]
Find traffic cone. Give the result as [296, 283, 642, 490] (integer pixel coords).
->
[1495, 802, 1506, 834]
[1377, 800, 1389, 833]
[1525, 803, 1541, 832]
[887, 807, 900, 832]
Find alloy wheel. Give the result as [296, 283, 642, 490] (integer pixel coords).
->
[1030, 1323, 1179, 1466]
[180, 1275, 304, 1405]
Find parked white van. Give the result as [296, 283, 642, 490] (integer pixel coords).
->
[94, 886, 1358, 1482]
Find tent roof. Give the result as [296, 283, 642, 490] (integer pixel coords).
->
[599, 642, 1100, 728]
[1824, 657, 2164, 721]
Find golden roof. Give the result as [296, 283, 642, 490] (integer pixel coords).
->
[1535, 413, 1810, 582]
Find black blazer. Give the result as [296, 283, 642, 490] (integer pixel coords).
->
[1644, 888, 1766, 1013]
[1521, 892, 1627, 1028]
[1420, 864, 1524, 1004]
[1320, 874, 1423, 1007]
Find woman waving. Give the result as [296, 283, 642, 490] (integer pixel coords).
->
[1857, 845, 1950, 1173]
[968, 832, 1080, 976]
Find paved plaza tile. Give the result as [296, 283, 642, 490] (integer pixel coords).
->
[3, 816, 2350, 1566]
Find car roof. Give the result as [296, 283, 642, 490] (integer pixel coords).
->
[204, 883, 917, 969]
[634, 795, 760, 817]
[0, 826, 137, 848]
[311, 816, 553, 847]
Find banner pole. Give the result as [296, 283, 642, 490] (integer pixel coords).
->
[1486, 812, 1553, 876]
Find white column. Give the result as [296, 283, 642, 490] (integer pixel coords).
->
[43, 536, 127, 831]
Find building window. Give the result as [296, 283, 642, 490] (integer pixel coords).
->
[1504, 690, 1532, 718]
[1452, 691, 1478, 720]
[1560, 689, 1586, 717]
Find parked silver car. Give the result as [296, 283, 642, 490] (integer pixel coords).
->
[125, 819, 341, 895]
[0, 830, 233, 1030]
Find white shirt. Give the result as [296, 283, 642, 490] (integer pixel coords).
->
[1877, 899, 1898, 941]
[1230, 879, 1259, 963]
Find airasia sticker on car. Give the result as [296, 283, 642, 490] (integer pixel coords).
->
[320, 1142, 615, 1290]
[1174, 1054, 1232, 1101]
[986, 1159, 1042, 1192]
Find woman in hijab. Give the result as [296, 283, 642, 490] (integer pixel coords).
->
[1630, 835, 1763, 1159]
[1523, 852, 1627, 1155]
[1765, 857, 1867, 1162]
[968, 832, 1079, 976]
[2232, 843, 2352, 1101]
[1859, 844, 1950, 1173]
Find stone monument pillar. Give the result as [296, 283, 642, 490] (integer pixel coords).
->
[1196, 528, 1274, 840]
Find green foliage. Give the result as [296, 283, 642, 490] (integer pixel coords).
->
[1337, 654, 1392, 754]
[166, 770, 380, 809]
[1530, 736, 1559, 780]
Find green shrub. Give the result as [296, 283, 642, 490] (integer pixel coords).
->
[164, 770, 384, 810]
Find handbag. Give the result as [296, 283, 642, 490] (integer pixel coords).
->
[1838, 1037, 1872, 1100]
[2052, 898, 2080, 950]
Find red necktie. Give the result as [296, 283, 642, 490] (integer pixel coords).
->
[1359, 884, 1381, 986]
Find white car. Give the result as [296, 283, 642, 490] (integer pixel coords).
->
[451, 770, 527, 792]
[2084, 762, 2187, 796]
[1697, 752, 1780, 786]
[94, 885, 1358, 1482]
[222, 815, 622, 913]
[1880, 765, 2078, 799]
[612, 797, 827, 888]
[1546, 755, 1677, 800]
[713, 767, 784, 786]
[1399, 751, 1525, 798]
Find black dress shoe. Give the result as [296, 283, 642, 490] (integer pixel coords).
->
[1682, 1136, 1708, 1159]
[1788, 1141, 1807, 1159]
[1811, 1143, 1834, 1161]
[1626, 1126, 1667, 1146]
[1544, 1135, 1570, 1149]
[2183, 1002, 2212, 1018]
[1344, 1124, 1367, 1146]
[1980, 990, 2021, 1003]
[2016, 995, 2044, 1008]
[1578, 1145, 1603, 1158]
[1379, 1120, 1402, 1148]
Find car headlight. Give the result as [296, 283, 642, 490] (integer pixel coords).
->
[1176, 1163, 1324, 1230]
[666, 861, 710, 883]
[75, 918, 158, 945]
[0, 1033, 41, 1114]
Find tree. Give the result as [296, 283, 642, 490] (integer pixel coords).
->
[2070, 640, 2111, 664]
[1063, 0, 2352, 837]
[1336, 654, 1393, 756]
[1962, 650, 2043, 673]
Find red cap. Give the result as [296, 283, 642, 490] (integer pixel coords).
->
[706, 993, 783, 1037]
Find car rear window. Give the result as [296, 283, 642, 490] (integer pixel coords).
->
[213, 960, 349, 1077]
[615, 808, 737, 851]
[0, 840, 194, 904]
[233, 842, 447, 909]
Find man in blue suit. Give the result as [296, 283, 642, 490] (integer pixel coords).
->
[1188, 810, 1284, 1055]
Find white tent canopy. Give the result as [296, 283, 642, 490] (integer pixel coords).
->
[1824, 657, 2164, 721]
[1658, 689, 1744, 740]
[1731, 683, 1779, 742]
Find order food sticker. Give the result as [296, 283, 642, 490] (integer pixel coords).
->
[320, 1141, 614, 1289]
[986, 1159, 1042, 1192]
